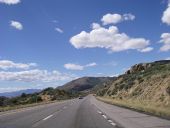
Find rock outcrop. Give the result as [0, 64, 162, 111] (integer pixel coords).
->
[125, 63, 152, 74]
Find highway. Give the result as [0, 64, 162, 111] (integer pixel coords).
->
[0, 95, 170, 128]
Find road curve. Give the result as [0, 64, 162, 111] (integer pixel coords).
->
[0, 95, 170, 128]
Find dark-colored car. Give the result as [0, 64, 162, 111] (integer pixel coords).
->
[78, 96, 83, 99]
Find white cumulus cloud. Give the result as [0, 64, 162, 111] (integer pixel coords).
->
[64, 62, 97, 71]
[55, 27, 63, 33]
[0, 69, 75, 82]
[123, 13, 135, 21]
[159, 33, 170, 51]
[0, 0, 20, 5]
[10, 20, 23, 30]
[64, 63, 83, 71]
[101, 13, 135, 25]
[85, 62, 97, 67]
[162, 1, 170, 25]
[0, 60, 75, 83]
[70, 25, 151, 52]
[91, 23, 101, 29]
[101, 13, 122, 25]
[0, 60, 37, 70]
[139, 47, 153, 53]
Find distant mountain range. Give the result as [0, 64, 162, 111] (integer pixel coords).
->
[0, 89, 41, 97]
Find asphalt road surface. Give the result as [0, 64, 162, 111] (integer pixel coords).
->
[0, 95, 170, 128]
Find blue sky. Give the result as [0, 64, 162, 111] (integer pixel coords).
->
[0, 0, 170, 92]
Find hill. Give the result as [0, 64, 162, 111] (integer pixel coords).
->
[0, 89, 41, 97]
[58, 77, 115, 92]
[0, 87, 78, 110]
[96, 60, 170, 117]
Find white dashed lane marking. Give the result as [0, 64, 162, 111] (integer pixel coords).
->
[107, 119, 116, 126]
[43, 114, 53, 121]
[97, 110, 117, 127]
[97, 111, 102, 114]
[110, 122, 116, 126]
[108, 120, 113, 123]
[102, 114, 107, 119]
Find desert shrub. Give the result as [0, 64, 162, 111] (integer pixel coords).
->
[96, 88, 108, 96]
[0, 97, 9, 106]
[162, 74, 167, 79]
[10, 98, 19, 105]
[111, 87, 118, 95]
[159, 94, 165, 101]
[131, 87, 143, 96]
[106, 90, 112, 96]
[37, 96, 43, 102]
[137, 77, 144, 84]
[126, 80, 134, 89]
[166, 85, 170, 95]
[51, 96, 57, 101]
[118, 84, 125, 90]
[28, 96, 37, 103]
[28, 95, 42, 103]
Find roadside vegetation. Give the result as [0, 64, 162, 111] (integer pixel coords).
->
[0, 87, 79, 112]
[97, 97, 170, 118]
[96, 60, 170, 118]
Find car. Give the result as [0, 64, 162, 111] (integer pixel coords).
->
[78, 96, 83, 99]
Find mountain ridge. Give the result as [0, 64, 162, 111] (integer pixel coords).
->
[0, 89, 41, 97]
[58, 76, 115, 92]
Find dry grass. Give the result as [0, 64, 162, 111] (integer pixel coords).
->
[97, 96, 170, 118]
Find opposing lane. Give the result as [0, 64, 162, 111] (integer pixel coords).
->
[0, 99, 76, 128]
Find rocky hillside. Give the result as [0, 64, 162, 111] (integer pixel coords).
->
[97, 60, 170, 107]
[58, 77, 115, 92]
